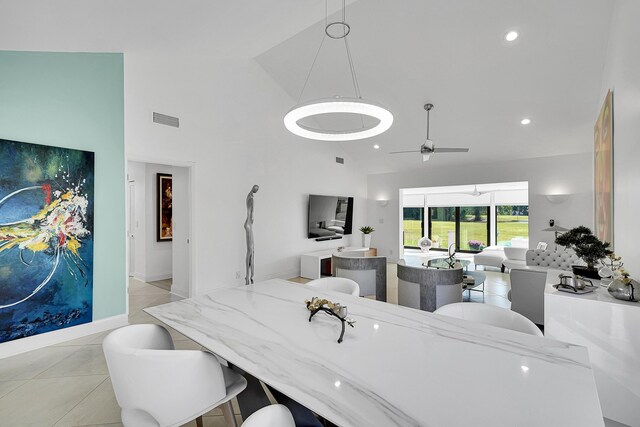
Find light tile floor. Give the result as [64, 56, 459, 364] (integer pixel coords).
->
[0, 264, 511, 426]
[0, 278, 242, 427]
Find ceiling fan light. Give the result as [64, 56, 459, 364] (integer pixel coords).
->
[284, 98, 394, 141]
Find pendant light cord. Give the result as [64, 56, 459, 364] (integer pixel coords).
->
[298, 34, 326, 103]
[426, 108, 430, 139]
[297, 0, 363, 104]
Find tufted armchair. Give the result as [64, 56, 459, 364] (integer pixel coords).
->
[509, 250, 582, 325]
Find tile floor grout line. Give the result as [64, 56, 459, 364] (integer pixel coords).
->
[50, 375, 110, 427]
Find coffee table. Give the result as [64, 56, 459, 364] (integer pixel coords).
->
[462, 270, 486, 299]
[425, 257, 471, 270]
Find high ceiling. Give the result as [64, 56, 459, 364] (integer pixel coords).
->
[257, 0, 614, 173]
[0, 0, 614, 175]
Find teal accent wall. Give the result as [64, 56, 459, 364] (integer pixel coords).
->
[0, 51, 125, 320]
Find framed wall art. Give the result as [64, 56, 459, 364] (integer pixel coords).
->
[0, 138, 94, 343]
[157, 173, 173, 242]
[594, 90, 614, 246]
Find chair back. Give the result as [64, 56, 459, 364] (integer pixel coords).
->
[103, 324, 227, 426]
[242, 404, 296, 427]
[307, 277, 360, 296]
[434, 303, 543, 336]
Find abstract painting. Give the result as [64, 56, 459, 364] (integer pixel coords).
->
[594, 90, 613, 246]
[0, 139, 94, 343]
[157, 173, 172, 241]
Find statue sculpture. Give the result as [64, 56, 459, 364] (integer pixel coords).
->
[244, 185, 259, 285]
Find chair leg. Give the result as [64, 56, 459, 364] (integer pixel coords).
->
[221, 401, 238, 427]
[196, 416, 204, 427]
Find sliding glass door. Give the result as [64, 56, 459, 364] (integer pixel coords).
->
[496, 205, 529, 246]
[403, 207, 424, 249]
[429, 206, 490, 252]
[429, 207, 455, 249]
[459, 207, 489, 251]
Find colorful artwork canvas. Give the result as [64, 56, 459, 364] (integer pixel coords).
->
[0, 139, 94, 343]
[594, 90, 614, 246]
[157, 173, 172, 241]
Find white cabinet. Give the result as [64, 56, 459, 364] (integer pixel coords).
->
[544, 270, 640, 426]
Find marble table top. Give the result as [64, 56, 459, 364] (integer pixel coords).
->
[145, 279, 603, 427]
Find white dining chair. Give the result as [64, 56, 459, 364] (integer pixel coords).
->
[434, 303, 543, 337]
[103, 324, 247, 427]
[307, 277, 360, 296]
[242, 404, 295, 427]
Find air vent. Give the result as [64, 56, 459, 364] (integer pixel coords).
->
[153, 112, 179, 128]
[336, 157, 344, 164]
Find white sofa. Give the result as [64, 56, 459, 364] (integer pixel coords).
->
[509, 249, 580, 325]
[473, 246, 506, 271]
[502, 247, 528, 271]
[474, 238, 529, 272]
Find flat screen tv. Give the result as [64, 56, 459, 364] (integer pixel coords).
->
[308, 195, 354, 240]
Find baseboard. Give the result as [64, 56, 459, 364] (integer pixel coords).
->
[143, 273, 172, 283]
[258, 268, 301, 281]
[0, 314, 128, 359]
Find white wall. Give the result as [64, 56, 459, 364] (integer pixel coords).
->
[171, 165, 190, 297]
[368, 153, 593, 260]
[125, 53, 367, 294]
[600, 0, 640, 275]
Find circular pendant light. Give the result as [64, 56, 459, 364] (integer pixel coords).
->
[284, 97, 393, 141]
[284, 1, 393, 141]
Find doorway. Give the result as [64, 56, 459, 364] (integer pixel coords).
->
[126, 160, 193, 298]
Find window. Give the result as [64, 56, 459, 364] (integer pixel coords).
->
[459, 206, 489, 251]
[403, 207, 424, 248]
[496, 205, 529, 246]
[428, 206, 490, 252]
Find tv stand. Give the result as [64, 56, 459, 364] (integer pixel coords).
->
[315, 236, 343, 242]
[300, 247, 377, 279]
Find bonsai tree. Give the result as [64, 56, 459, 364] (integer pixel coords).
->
[359, 226, 375, 234]
[555, 226, 612, 269]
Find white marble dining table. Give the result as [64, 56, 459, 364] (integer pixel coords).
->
[145, 279, 603, 427]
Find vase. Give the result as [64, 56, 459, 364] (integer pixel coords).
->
[608, 279, 640, 302]
[362, 234, 371, 249]
[571, 265, 600, 280]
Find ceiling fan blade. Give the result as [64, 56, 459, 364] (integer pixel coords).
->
[389, 150, 421, 154]
[433, 147, 470, 153]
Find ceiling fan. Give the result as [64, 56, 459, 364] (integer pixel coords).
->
[390, 103, 469, 161]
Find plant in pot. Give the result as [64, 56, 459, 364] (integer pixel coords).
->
[359, 226, 375, 249]
[468, 240, 485, 251]
[555, 226, 612, 279]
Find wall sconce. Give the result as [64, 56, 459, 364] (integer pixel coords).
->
[545, 194, 570, 204]
[377, 199, 389, 207]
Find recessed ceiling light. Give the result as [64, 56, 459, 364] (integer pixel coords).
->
[520, 118, 531, 125]
[373, 144, 380, 149]
[505, 31, 519, 42]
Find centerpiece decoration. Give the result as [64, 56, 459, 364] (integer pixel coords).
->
[359, 225, 374, 248]
[305, 297, 355, 343]
[598, 253, 639, 302]
[555, 226, 612, 279]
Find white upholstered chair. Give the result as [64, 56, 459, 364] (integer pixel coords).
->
[434, 302, 543, 337]
[307, 277, 360, 296]
[103, 324, 247, 427]
[508, 249, 581, 325]
[242, 404, 295, 427]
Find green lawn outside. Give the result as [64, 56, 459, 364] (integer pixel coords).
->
[496, 215, 528, 245]
[403, 215, 528, 249]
